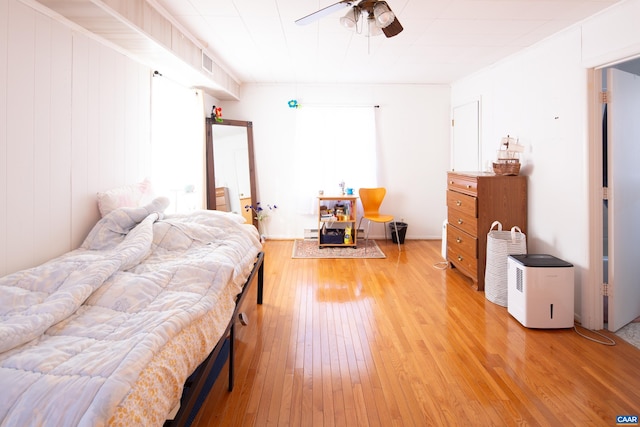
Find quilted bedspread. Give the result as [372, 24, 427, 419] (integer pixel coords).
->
[0, 198, 261, 426]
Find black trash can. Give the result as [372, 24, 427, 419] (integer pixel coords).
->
[389, 222, 408, 244]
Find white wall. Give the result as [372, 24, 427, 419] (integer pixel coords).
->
[0, 0, 152, 276]
[218, 83, 451, 241]
[450, 0, 640, 324]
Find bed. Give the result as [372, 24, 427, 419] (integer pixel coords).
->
[0, 195, 264, 426]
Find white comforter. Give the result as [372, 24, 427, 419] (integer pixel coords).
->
[0, 198, 261, 426]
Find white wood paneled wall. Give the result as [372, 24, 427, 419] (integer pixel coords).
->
[0, 0, 152, 276]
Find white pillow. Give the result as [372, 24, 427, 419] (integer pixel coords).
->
[97, 178, 155, 217]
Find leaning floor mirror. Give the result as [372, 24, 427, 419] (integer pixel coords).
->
[206, 117, 258, 228]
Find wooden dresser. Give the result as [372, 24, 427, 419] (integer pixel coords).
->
[215, 187, 230, 212]
[446, 172, 527, 291]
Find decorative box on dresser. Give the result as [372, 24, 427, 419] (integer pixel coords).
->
[446, 172, 527, 291]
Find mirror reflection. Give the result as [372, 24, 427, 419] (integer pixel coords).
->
[206, 118, 257, 227]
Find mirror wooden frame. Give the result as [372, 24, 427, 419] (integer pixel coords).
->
[205, 117, 258, 228]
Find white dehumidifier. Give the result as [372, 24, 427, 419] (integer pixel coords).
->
[507, 254, 574, 329]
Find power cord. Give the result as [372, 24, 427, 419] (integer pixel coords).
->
[433, 261, 448, 270]
[431, 263, 615, 346]
[573, 323, 616, 346]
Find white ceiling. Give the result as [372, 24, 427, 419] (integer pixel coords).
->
[152, 0, 620, 86]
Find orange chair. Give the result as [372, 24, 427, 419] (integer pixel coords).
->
[357, 188, 401, 252]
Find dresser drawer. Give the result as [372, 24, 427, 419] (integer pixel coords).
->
[447, 227, 477, 258]
[447, 242, 478, 278]
[447, 190, 477, 218]
[447, 210, 477, 237]
[447, 174, 478, 196]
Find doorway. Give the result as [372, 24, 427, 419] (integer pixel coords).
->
[451, 100, 480, 171]
[596, 60, 640, 333]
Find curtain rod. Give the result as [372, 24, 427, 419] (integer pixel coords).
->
[294, 104, 380, 108]
[153, 70, 200, 95]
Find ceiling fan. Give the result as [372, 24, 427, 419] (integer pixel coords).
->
[296, 0, 403, 38]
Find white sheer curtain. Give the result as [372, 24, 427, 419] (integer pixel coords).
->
[150, 76, 205, 213]
[293, 106, 378, 214]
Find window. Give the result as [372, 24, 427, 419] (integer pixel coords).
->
[150, 76, 205, 213]
[292, 106, 377, 214]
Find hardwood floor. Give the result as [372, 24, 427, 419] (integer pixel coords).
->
[192, 240, 640, 426]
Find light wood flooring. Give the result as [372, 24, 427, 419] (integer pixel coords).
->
[192, 239, 640, 426]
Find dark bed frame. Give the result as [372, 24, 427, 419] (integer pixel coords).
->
[165, 251, 265, 426]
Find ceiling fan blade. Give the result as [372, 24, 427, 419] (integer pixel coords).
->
[295, 1, 354, 26]
[382, 16, 403, 37]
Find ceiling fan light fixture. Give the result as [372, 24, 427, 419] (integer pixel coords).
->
[367, 15, 383, 37]
[373, 2, 395, 28]
[295, 0, 403, 40]
[340, 8, 359, 29]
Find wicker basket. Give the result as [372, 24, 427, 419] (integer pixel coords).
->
[493, 161, 521, 176]
[485, 221, 527, 307]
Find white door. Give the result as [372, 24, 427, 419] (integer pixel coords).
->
[452, 101, 480, 171]
[607, 68, 640, 331]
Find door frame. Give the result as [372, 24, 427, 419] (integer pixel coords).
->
[586, 68, 605, 331]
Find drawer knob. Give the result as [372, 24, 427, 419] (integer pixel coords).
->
[466, 184, 471, 189]
[449, 180, 454, 184]
[457, 255, 464, 262]
[456, 200, 462, 206]
[456, 237, 462, 243]
[457, 219, 463, 225]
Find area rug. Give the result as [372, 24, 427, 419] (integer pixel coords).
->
[615, 318, 640, 350]
[292, 239, 385, 259]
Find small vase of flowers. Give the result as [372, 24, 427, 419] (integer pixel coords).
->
[245, 202, 277, 242]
